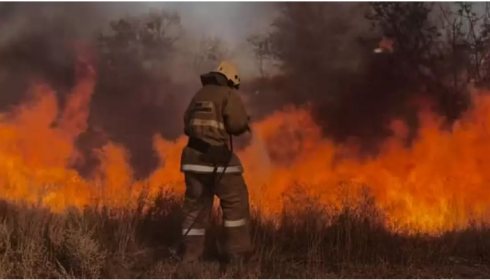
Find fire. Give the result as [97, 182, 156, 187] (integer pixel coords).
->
[238, 98, 490, 233]
[0, 82, 92, 210]
[374, 37, 394, 53]
[2, 54, 490, 235]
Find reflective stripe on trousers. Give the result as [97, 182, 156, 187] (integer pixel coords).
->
[224, 218, 247, 228]
[182, 220, 246, 237]
[182, 228, 205, 236]
[181, 164, 243, 173]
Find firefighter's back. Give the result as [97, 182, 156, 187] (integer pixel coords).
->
[184, 84, 230, 146]
[180, 74, 246, 173]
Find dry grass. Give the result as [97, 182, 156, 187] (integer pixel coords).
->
[0, 191, 489, 279]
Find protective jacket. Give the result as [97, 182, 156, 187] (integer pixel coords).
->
[180, 72, 249, 174]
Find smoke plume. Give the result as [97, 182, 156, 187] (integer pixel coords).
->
[0, 2, 272, 180]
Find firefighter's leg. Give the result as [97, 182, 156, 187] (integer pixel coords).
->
[215, 173, 253, 259]
[181, 172, 214, 263]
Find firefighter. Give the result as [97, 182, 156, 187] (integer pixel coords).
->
[178, 61, 253, 268]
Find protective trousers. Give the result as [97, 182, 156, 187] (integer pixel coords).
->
[180, 172, 252, 263]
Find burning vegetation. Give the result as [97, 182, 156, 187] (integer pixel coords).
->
[1, 2, 490, 278]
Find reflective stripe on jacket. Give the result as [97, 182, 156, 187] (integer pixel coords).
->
[181, 164, 243, 174]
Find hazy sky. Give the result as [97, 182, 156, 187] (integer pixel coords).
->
[111, 2, 275, 78]
[0, 2, 275, 79]
[144, 2, 273, 44]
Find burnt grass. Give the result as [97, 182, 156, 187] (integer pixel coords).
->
[0, 190, 490, 279]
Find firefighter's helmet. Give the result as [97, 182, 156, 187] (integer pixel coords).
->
[214, 61, 240, 86]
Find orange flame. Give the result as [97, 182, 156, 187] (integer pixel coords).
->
[3, 50, 490, 234]
[375, 37, 394, 53]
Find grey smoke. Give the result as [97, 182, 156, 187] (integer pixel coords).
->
[0, 2, 274, 180]
[0, 2, 274, 76]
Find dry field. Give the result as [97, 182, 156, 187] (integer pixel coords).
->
[1, 191, 489, 279]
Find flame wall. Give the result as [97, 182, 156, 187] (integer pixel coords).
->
[2, 62, 490, 236]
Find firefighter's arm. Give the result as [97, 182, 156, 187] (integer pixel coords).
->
[223, 90, 250, 136]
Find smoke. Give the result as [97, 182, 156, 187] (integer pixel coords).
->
[0, 3, 134, 112]
[245, 3, 393, 148]
[0, 2, 274, 180]
[0, 1, 273, 108]
[245, 3, 475, 156]
[2, 2, 465, 180]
